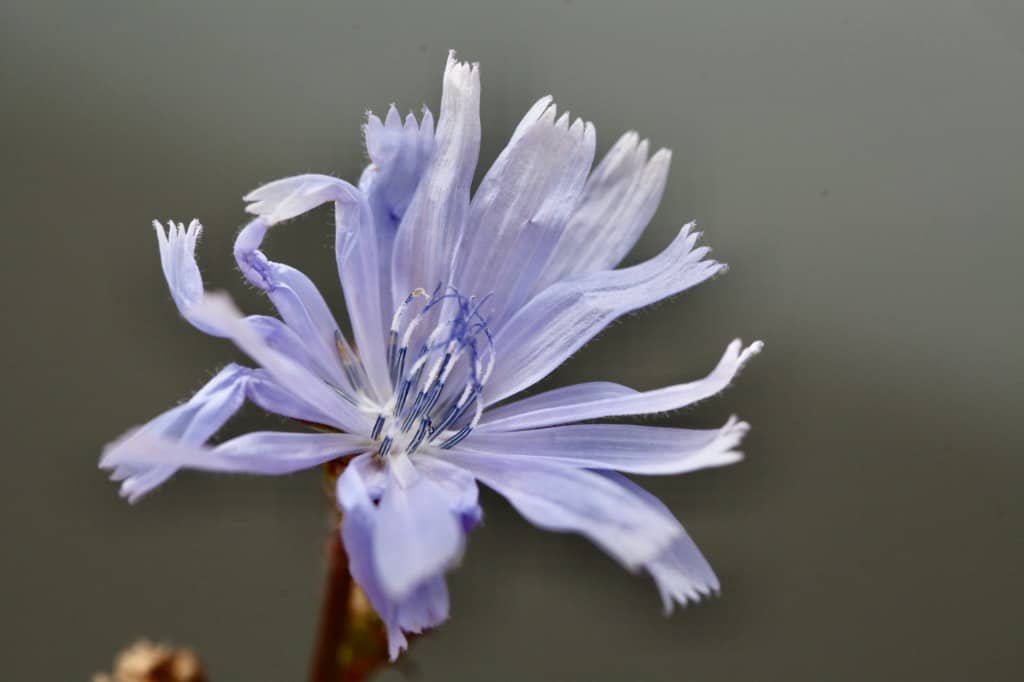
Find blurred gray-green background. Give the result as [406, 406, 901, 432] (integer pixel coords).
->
[2, 1, 1022, 679]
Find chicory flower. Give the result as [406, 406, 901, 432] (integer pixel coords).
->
[101, 52, 762, 659]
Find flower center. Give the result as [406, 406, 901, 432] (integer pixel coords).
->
[370, 285, 494, 458]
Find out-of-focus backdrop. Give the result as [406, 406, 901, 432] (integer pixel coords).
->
[2, 1, 1022, 679]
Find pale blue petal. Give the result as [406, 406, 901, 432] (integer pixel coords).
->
[452, 100, 595, 330]
[243, 368, 340, 427]
[103, 363, 250, 501]
[392, 576, 450, 646]
[234, 217, 358, 395]
[334, 192, 393, 402]
[363, 106, 435, 223]
[391, 52, 480, 309]
[336, 461, 399, 650]
[336, 459, 452, 660]
[361, 106, 435, 323]
[484, 224, 724, 404]
[363, 106, 435, 243]
[601, 473, 720, 612]
[438, 450, 678, 569]
[153, 219, 223, 337]
[479, 340, 763, 431]
[242, 175, 392, 403]
[540, 133, 671, 287]
[414, 456, 483, 532]
[478, 382, 635, 430]
[372, 460, 465, 600]
[187, 293, 371, 433]
[243, 173, 354, 224]
[102, 430, 369, 475]
[349, 452, 388, 499]
[101, 363, 330, 500]
[243, 315, 328, 380]
[457, 417, 747, 476]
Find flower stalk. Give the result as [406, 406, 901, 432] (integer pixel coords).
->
[309, 464, 389, 682]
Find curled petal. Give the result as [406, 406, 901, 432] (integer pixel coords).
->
[244, 174, 353, 225]
[234, 218, 359, 395]
[241, 177, 392, 402]
[153, 219, 223, 337]
[237, 178, 393, 401]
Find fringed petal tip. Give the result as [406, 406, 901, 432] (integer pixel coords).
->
[153, 218, 202, 244]
[512, 95, 592, 144]
[100, 435, 176, 504]
[726, 338, 765, 371]
[445, 49, 480, 77]
[153, 219, 204, 307]
[657, 577, 722, 616]
[646, 531, 724, 615]
[243, 174, 359, 224]
[676, 222, 721, 274]
[364, 106, 435, 178]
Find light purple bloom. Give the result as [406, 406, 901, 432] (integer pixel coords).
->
[101, 52, 762, 659]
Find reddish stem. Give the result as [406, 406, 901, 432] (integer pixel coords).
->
[309, 528, 351, 682]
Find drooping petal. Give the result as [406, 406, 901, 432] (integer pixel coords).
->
[243, 173, 353, 224]
[600, 473, 720, 612]
[187, 293, 371, 433]
[479, 340, 763, 431]
[336, 460, 401, 650]
[362, 106, 435, 313]
[372, 460, 465, 601]
[391, 52, 480, 309]
[483, 223, 724, 404]
[241, 176, 393, 403]
[539, 133, 671, 287]
[337, 459, 452, 660]
[102, 430, 369, 475]
[234, 217, 358, 396]
[153, 219, 223, 337]
[452, 100, 595, 330]
[438, 450, 679, 570]
[457, 417, 747, 476]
